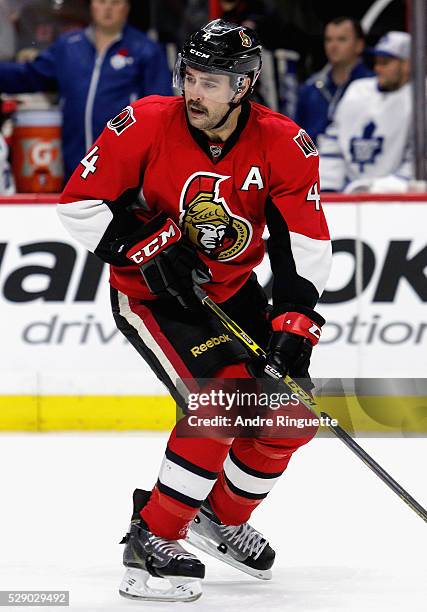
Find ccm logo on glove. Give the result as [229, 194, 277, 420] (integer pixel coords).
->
[271, 312, 322, 345]
[125, 219, 182, 264]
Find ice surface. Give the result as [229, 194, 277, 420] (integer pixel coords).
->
[0, 433, 425, 611]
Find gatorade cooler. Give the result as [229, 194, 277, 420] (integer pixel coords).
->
[11, 108, 64, 192]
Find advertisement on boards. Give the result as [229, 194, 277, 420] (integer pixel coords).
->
[1, 200, 426, 394]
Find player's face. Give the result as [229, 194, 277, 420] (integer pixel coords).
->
[374, 56, 410, 91]
[324, 21, 364, 67]
[91, 0, 129, 31]
[184, 68, 237, 130]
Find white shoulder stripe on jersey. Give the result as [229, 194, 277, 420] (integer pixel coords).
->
[56, 199, 112, 252]
[289, 231, 332, 296]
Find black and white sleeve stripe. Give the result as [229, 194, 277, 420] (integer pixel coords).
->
[57, 188, 142, 265]
[265, 197, 331, 314]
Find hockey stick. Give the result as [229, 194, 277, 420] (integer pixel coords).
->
[192, 284, 427, 523]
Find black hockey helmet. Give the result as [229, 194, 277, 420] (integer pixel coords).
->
[173, 19, 262, 102]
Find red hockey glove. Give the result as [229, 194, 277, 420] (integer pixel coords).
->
[111, 213, 210, 310]
[263, 308, 325, 391]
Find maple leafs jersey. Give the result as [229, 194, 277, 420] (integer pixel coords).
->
[318, 78, 413, 192]
[58, 96, 331, 313]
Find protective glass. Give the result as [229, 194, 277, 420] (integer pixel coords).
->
[173, 54, 249, 104]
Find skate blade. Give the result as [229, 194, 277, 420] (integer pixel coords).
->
[186, 530, 272, 581]
[119, 568, 202, 602]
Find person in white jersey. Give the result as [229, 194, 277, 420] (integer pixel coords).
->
[318, 31, 413, 193]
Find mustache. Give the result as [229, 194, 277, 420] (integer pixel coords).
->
[187, 101, 208, 114]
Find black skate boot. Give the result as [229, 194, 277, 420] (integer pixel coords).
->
[186, 497, 275, 580]
[119, 489, 205, 602]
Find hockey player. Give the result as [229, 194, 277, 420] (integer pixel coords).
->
[318, 31, 413, 193]
[57, 19, 331, 602]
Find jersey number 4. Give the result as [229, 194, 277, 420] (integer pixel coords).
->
[80, 146, 99, 180]
[306, 182, 321, 211]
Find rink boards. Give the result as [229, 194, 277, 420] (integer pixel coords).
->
[1, 194, 426, 431]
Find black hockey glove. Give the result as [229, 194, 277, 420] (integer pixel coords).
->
[263, 307, 325, 392]
[111, 213, 210, 310]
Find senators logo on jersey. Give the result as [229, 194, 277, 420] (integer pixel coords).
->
[179, 172, 252, 261]
[107, 106, 136, 136]
[293, 128, 318, 158]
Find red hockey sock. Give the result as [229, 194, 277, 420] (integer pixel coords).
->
[141, 362, 251, 539]
[209, 433, 316, 525]
[141, 362, 316, 535]
[140, 425, 232, 539]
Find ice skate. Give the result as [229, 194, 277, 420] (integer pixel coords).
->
[186, 498, 275, 580]
[119, 489, 205, 602]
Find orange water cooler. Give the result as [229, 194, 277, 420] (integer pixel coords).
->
[11, 109, 64, 192]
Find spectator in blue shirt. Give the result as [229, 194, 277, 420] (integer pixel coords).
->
[0, 0, 172, 181]
[296, 16, 373, 144]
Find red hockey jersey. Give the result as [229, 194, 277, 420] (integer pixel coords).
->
[59, 96, 331, 311]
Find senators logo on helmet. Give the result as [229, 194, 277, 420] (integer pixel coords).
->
[239, 29, 252, 48]
[179, 172, 252, 261]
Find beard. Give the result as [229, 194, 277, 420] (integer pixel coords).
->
[378, 80, 401, 92]
[377, 65, 406, 92]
